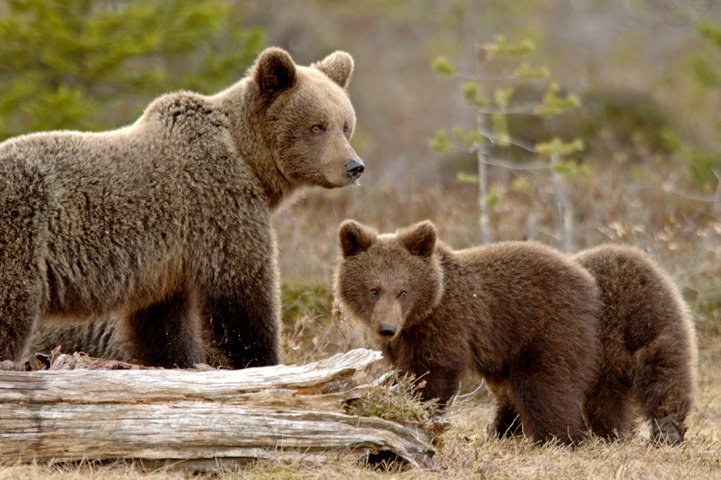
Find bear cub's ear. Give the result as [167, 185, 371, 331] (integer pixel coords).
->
[253, 47, 297, 96]
[339, 220, 376, 257]
[398, 221, 437, 258]
[312, 51, 354, 89]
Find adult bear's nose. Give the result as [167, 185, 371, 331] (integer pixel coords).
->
[344, 158, 365, 180]
[378, 324, 396, 337]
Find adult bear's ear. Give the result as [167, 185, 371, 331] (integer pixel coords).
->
[339, 220, 376, 257]
[399, 221, 437, 258]
[253, 47, 297, 96]
[312, 51, 354, 89]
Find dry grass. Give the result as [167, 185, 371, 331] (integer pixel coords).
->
[345, 373, 440, 424]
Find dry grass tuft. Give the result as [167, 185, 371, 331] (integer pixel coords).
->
[345, 373, 440, 425]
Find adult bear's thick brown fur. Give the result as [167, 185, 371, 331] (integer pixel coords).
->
[573, 244, 698, 445]
[334, 220, 601, 445]
[0, 47, 363, 368]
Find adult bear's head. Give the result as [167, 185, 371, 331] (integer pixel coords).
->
[247, 47, 364, 193]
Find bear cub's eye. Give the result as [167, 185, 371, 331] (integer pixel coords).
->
[343, 125, 350, 137]
[310, 124, 325, 134]
[370, 288, 380, 297]
[398, 291, 407, 299]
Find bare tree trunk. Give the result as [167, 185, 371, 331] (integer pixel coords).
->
[474, 42, 493, 244]
[712, 169, 721, 216]
[550, 153, 574, 251]
[0, 349, 437, 470]
[476, 116, 492, 244]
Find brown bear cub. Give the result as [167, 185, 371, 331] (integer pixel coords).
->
[334, 220, 601, 445]
[573, 245, 697, 445]
[0, 47, 363, 368]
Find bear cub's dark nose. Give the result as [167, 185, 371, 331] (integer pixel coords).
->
[344, 158, 365, 180]
[378, 324, 396, 337]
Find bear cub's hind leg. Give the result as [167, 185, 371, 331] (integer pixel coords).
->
[583, 379, 634, 441]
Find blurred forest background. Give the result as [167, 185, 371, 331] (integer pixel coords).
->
[1, 0, 721, 359]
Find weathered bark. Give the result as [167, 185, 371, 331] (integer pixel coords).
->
[0, 349, 437, 469]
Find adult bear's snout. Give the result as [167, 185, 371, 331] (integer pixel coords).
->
[344, 158, 365, 180]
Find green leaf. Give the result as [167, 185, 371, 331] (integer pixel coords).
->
[514, 63, 550, 80]
[456, 171, 478, 184]
[429, 128, 451, 152]
[461, 81, 478, 101]
[492, 113, 510, 147]
[698, 22, 721, 47]
[486, 184, 504, 207]
[461, 81, 488, 108]
[511, 176, 530, 193]
[494, 86, 515, 109]
[535, 137, 585, 157]
[551, 160, 588, 180]
[482, 36, 535, 59]
[432, 56, 454, 76]
[533, 83, 581, 117]
[463, 129, 486, 148]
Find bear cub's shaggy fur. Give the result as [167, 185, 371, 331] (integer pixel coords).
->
[334, 220, 601, 445]
[574, 245, 697, 445]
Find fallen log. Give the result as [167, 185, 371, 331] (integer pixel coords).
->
[0, 349, 437, 469]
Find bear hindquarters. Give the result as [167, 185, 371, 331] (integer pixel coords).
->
[120, 291, 206, 368]
[635, 335, 694, 445]
[574, 244, 697, 445]
[583, 377, 634, 441]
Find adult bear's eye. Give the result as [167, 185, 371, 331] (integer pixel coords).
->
[398, 291, 407, 299]
[310, 124, 325, 134]
[343, 124, 350, 138]
[370, 288, 379, 297]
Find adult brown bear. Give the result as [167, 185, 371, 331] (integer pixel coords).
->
[0, 47, 363, 368]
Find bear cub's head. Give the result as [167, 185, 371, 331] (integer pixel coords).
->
[250, 47, 364, 190]
[334, 220, 445, 345]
